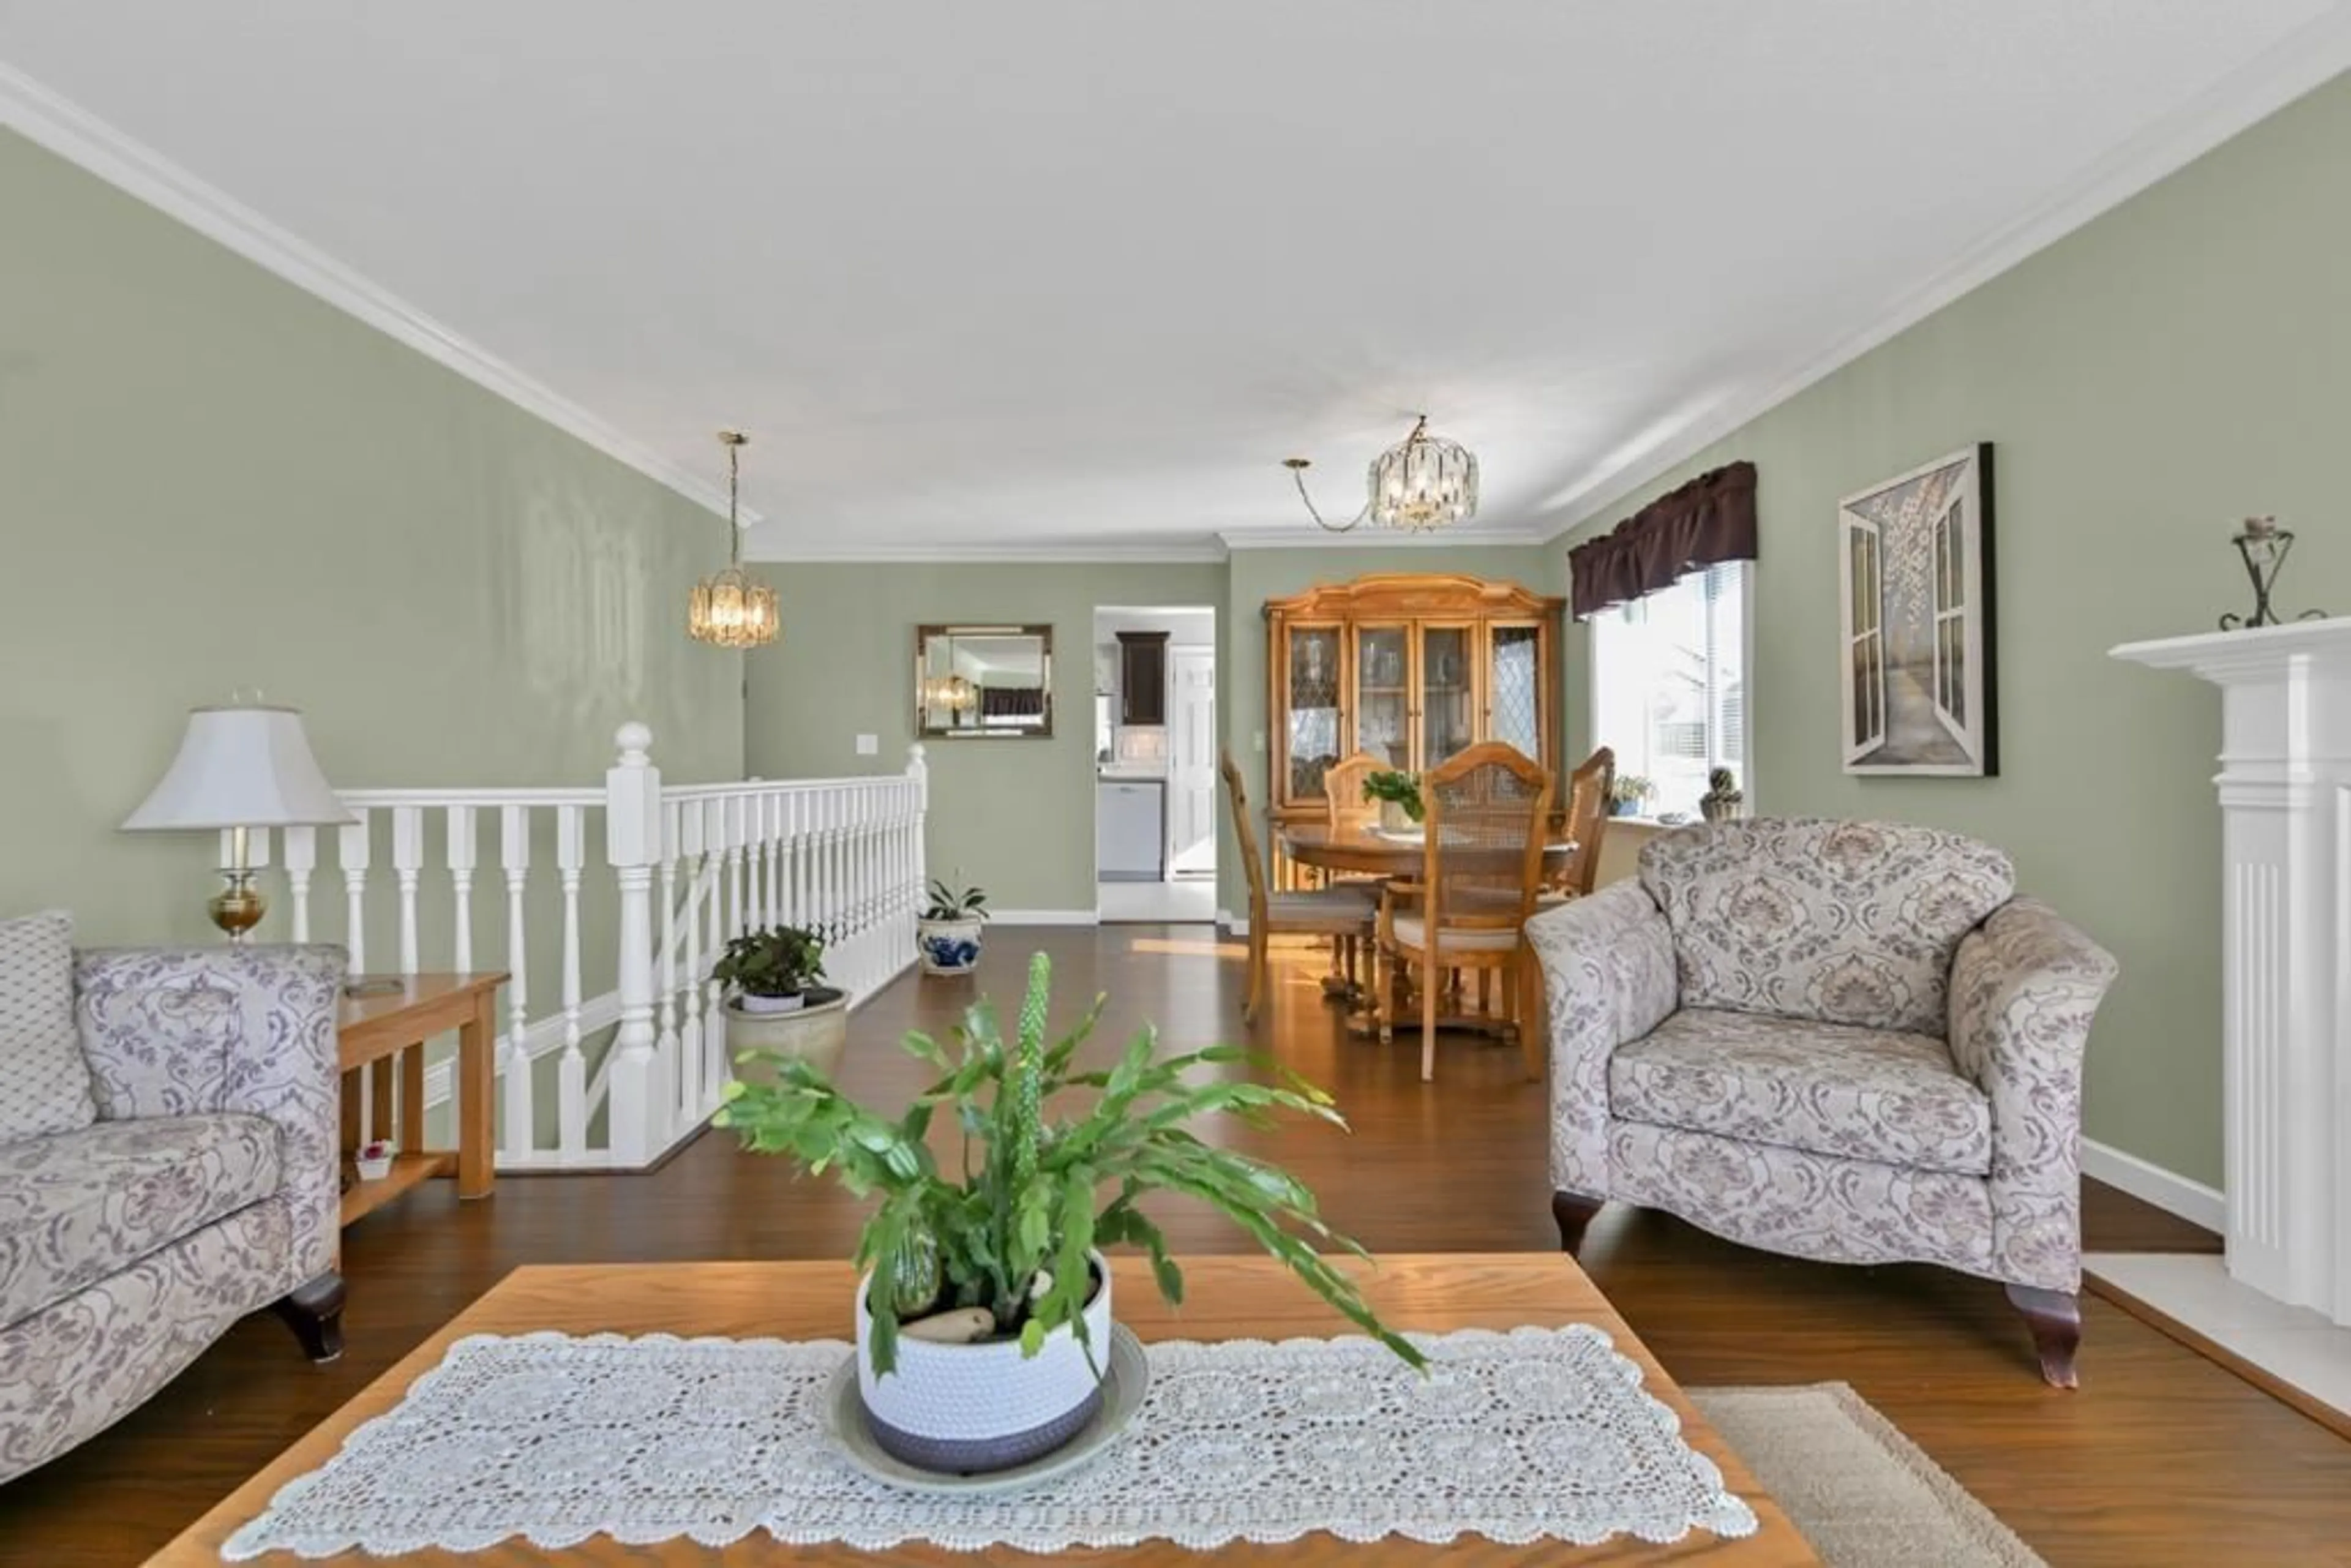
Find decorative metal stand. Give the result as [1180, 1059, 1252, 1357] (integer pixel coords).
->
[2220, 516, 2328, 630]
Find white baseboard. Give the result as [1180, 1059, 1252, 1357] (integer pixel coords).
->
[1219, 911, 1249, 936]
[2083, 1138, 2225, 1234]
[990, 909, 1101, 926]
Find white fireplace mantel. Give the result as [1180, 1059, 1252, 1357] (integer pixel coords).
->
[2112, 617, 2351, 1326]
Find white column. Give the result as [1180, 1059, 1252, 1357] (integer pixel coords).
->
[391, 805, 424, 977]
[604, 722, 663, 1168]
[2114, 619, 2351, 1324]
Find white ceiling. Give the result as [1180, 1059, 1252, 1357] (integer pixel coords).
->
[4, 2, 2348, 560]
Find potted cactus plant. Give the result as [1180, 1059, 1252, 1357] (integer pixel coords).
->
[1362, 769, 1423, 831]
[1698, 767, 1745, 823]
[917, 877, 990, 976]
[715, 951, 1422, 1475]
[715, 925, 847, 1078]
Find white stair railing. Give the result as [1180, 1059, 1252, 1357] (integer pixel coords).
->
[241, 726, 929, 1172]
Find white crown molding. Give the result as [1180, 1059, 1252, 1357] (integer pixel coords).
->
[1219, 524, 1549, 552]
[2082, 1137, 2226, 1234]
[0, 62, 752, 525]
[748, 538, 1228, 565]
[1539, 7, 2351, 542]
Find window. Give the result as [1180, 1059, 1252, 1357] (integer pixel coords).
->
[1589, 561, 1748, 820]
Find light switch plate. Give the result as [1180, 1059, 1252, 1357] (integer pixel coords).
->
[855, 733, 879, 756]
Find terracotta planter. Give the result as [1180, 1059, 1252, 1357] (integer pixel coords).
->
[855, 1252, 1112, 1474]
[725, 986, 849, 1081]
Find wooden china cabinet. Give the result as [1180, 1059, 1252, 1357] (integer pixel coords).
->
[1263, 574, 1565, 882]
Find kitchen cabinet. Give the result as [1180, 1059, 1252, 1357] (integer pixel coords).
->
[1265, 574, 1564, 880]
[1116, 631, 1169, 727]
[1096, 778, 1164, 880]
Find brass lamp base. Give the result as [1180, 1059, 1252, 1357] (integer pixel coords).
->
[209, 869, 268, 945]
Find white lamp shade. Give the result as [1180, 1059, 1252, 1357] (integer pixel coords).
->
[122, 704, 355, 831]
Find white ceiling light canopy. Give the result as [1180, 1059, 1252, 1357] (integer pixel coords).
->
[1285, 414, 1480, 535]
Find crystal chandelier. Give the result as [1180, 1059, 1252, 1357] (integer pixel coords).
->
[688, 430, 780, 648]
[1284, 414, 1480, 533]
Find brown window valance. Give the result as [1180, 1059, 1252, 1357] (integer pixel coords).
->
[1568, 460, 1758, 620]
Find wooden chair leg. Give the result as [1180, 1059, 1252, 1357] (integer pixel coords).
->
[2006, 1284, 2082, 1389]
[1477, 969, 1492, 1018]
[1243, 926, 1265, 1022]
[1420, 949, 1440, 1082]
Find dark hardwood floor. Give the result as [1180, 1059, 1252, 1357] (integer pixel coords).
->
[3, 925, 2339, 1567]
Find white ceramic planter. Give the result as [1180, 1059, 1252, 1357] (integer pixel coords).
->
[726, 987, 849, 1081]
[1378, 797, 1415, 833]
[855, 1251, 1112, 1474]
[917, 916, 986, 975]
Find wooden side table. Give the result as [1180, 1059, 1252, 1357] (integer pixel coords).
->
[337, 972, 507, 1228]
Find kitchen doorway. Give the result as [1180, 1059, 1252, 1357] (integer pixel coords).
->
[1093, 606, 1216, 923]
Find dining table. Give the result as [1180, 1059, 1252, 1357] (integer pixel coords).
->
[1276, 820, 1579, 1037]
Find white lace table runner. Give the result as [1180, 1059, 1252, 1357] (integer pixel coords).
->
[223, 1324, 1757, 1559]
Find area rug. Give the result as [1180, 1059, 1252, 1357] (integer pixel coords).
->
[1691, 1384, 2047, 1568]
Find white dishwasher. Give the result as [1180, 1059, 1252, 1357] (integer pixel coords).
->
[1095, 778, 1164, 880]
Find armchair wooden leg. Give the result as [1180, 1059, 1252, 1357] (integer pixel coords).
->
[1420, 950, 1439, 1082]
[272, 1270, 347, 1364]
[2006, 1284, 2082, 1389]
[1551, 1191, 1604, 1255]
[1514, 958, 1543, 1081]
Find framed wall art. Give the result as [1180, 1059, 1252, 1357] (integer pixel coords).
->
[1838, 443, 1996, 776]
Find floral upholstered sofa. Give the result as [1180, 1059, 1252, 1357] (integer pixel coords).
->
[1525, 819, 2118, 1386]
[0, 911, 348, 1482]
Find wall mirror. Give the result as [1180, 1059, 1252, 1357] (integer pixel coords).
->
[915, 625, 1054, 739]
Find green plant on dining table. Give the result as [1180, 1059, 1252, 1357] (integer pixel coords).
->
[714, 950, 1426, 1377]
[1361, 769, 1424, 822]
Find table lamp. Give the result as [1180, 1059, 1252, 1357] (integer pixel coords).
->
[122, 701, 355, 942]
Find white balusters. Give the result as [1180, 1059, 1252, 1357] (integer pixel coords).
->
[657, 799, 683, 1127]
[726, 793, 748, 943]
[555, 801, 588, 1159]
[702, 797, 727, 1082]
[391, 806, 424, 976]
[603, 723, 662, 1168]
[679, 801, 707, 1122]
[283, 827, 317, 942]
[762, 792, 782, 929]
[446, 805, 477, 971]
[500, 804, 535, 1162]
[339, 810, 372, 972]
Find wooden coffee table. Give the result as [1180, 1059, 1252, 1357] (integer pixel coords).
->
[152, 1254, 1816, 1566]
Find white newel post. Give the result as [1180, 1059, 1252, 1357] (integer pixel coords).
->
[604, 722, 664, 1167]
[2113, 619, 2351, 1326]
[908, 743, 929, 950]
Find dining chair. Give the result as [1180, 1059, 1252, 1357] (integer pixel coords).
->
[1378, 741, 1554, 1082]
[1322, 752, 1385, 833]
[1543, 746, 1616, 901]
[1221, 751, 1378, 1024]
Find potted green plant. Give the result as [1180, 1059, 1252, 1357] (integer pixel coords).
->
[1362, 769, 1423, 831]
[917, 877, 989, 977]
[715, 950, 1423, 1474]
[715, 925, 848, 1078]
[1607, 775, 1656, 819]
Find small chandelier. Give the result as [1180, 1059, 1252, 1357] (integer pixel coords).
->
[920, 673, 977, 711]
[688, 430, 780, 648]
[1284, 414, 1480, 533]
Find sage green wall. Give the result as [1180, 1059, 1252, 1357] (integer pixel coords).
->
[0, 127, 746, 954]
[1558, 75, 2351, 1187]
[1219, 544, 1552, 916]
[743, 563, 1228, 912]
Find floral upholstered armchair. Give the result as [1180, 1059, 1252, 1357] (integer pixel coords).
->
[1525, 819, 2118, 1386]
[0, 913, 348, 1482]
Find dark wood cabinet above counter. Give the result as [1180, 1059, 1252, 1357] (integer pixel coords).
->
[1115, 631, 1168, 727]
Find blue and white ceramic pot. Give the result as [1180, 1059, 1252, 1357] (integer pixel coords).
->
[917, 915, 984, 976]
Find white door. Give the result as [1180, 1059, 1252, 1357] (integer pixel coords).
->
[1168, 648, 1218, 876]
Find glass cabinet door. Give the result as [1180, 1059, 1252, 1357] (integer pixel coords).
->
[1283, 624, 1343, 801]
[1485, 621, 1544, 760]
[1354, 624, 1412, 770]
[1417, 623, 1475, 768]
